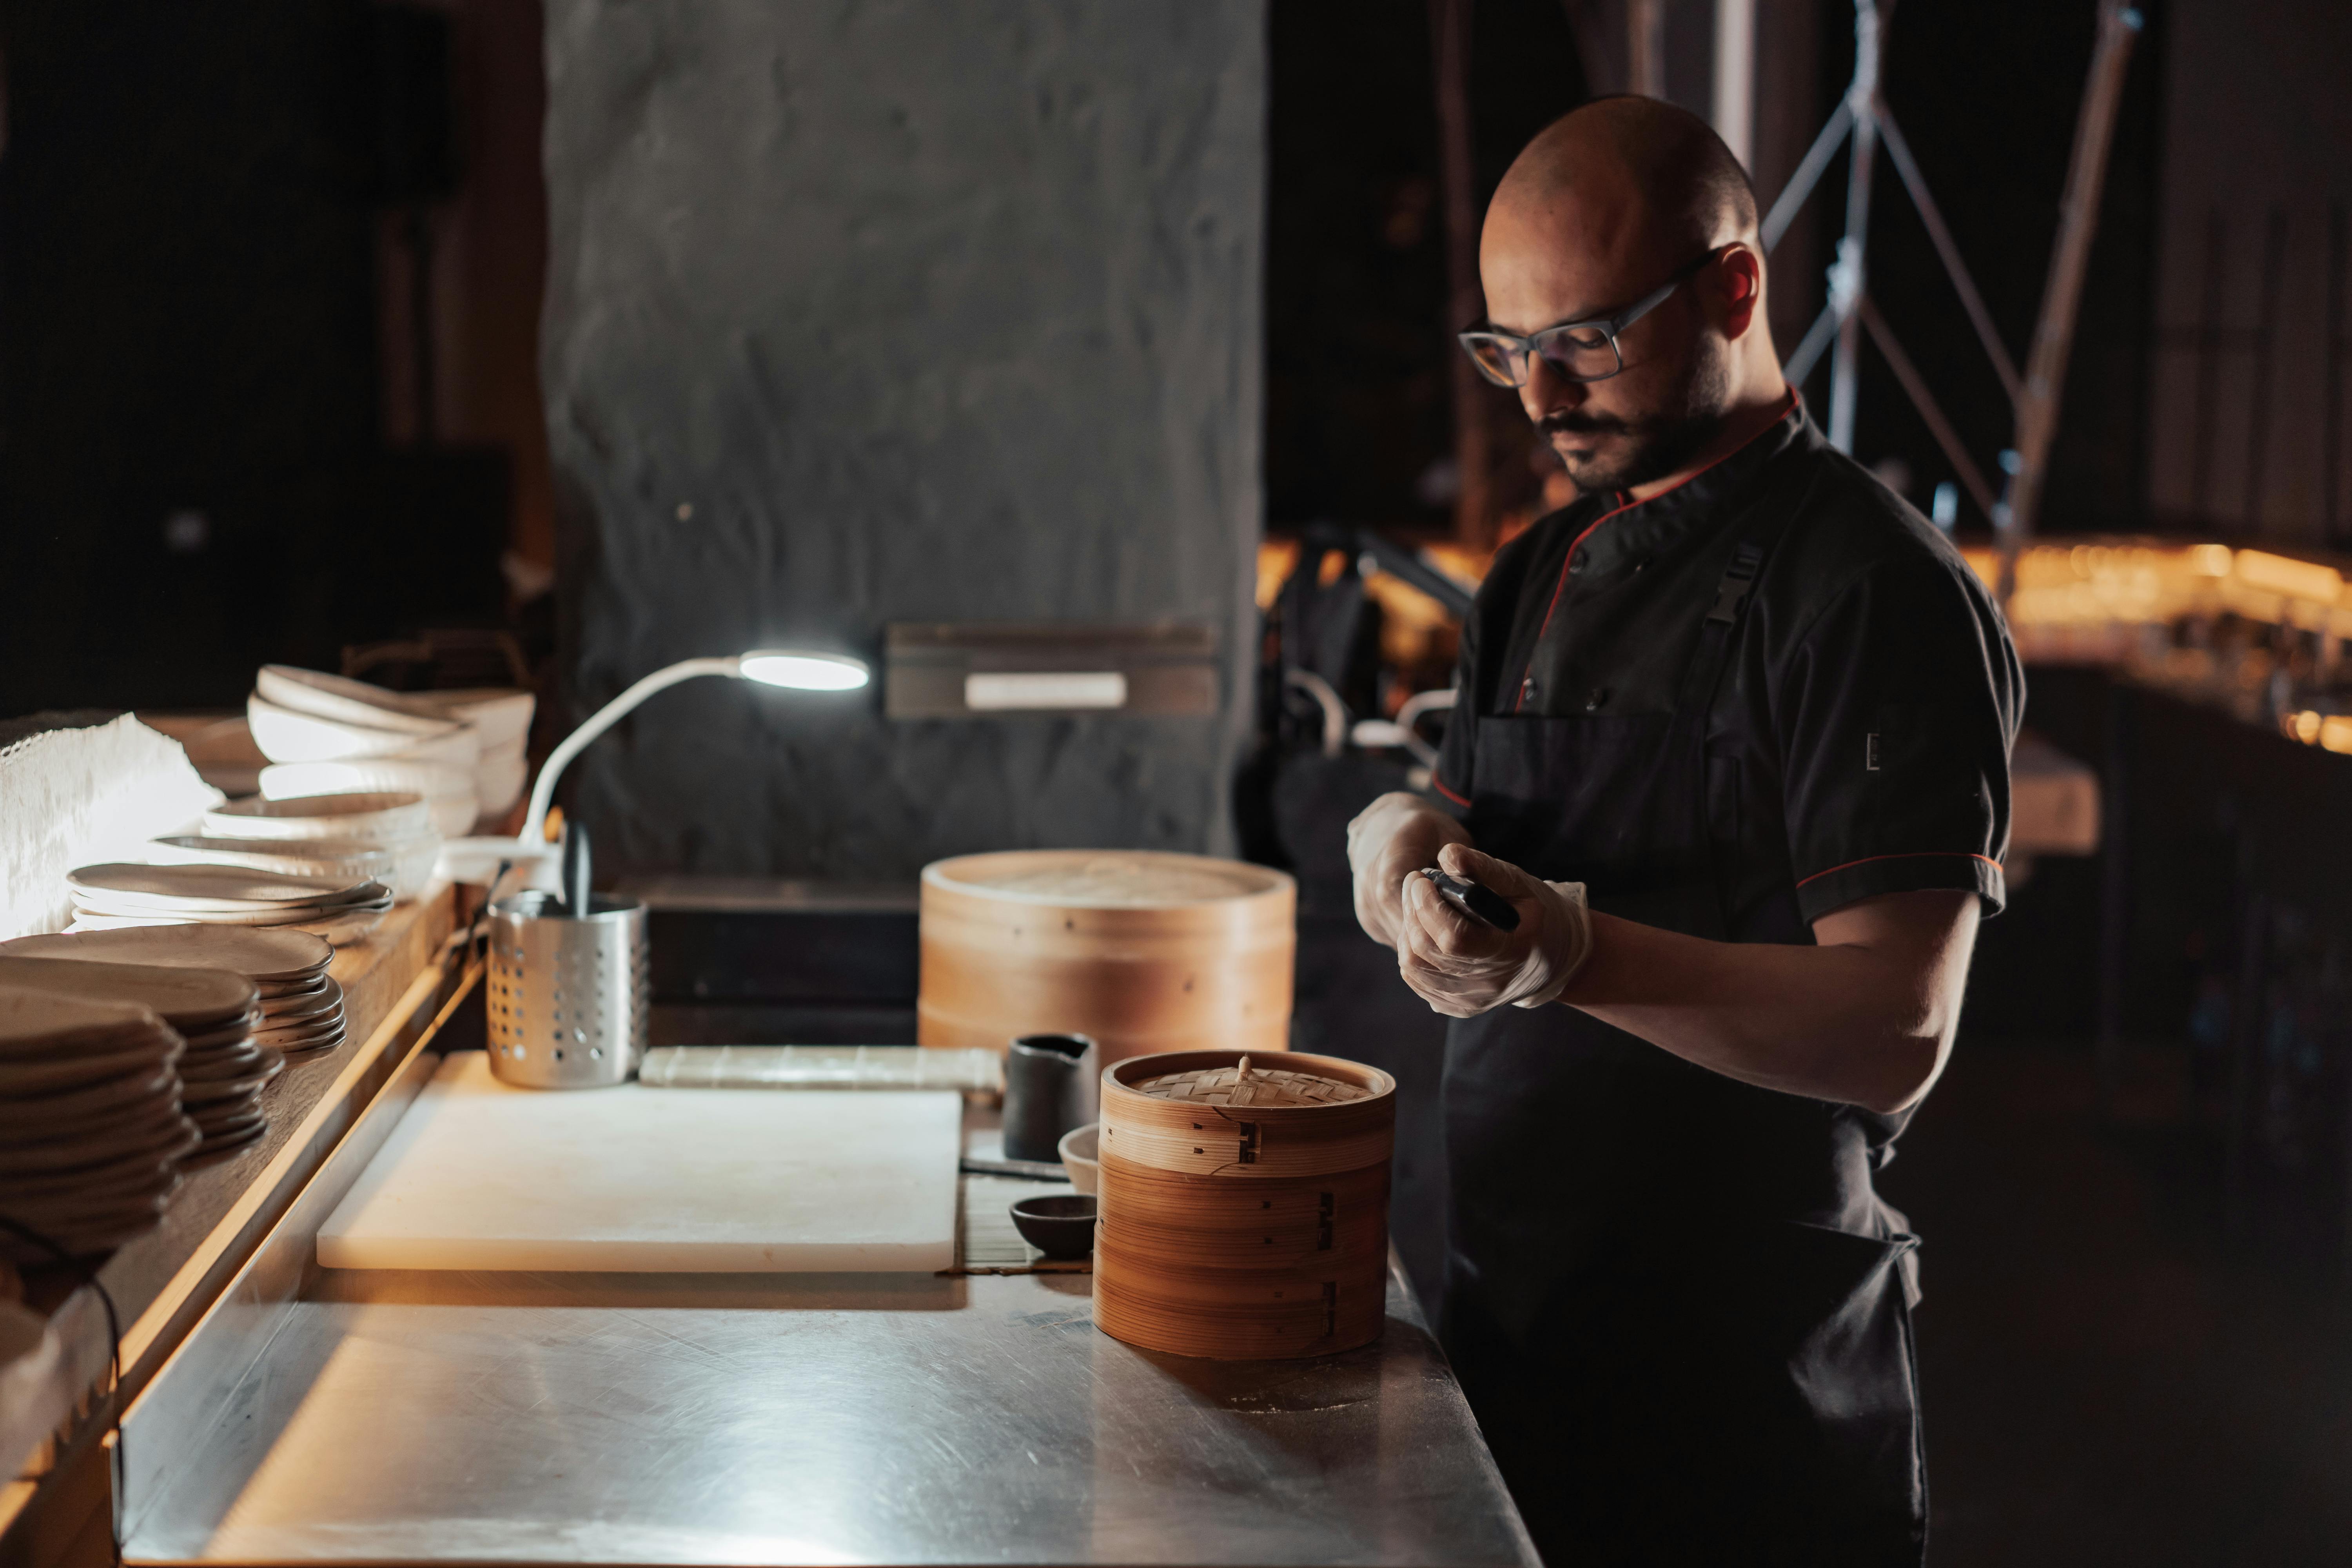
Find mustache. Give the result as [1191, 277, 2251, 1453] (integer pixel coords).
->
[1536, 409, 1635, 440]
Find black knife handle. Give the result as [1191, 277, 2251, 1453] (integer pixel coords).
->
[562, 822, 593, 917]
[1418, 867, 1521, 932]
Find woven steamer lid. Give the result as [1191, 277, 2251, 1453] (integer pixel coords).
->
[921, 850, 1294, 950]
[1100, 1049, 1394, 1179]
[933, 850, 1283, 905]
[1135, 1058, 1372, 1108]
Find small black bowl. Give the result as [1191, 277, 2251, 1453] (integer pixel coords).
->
[1010, 1194, 1098, 1259]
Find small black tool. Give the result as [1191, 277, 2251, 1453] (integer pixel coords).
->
[561, 821, 593, 916]
[1419, 866, 1521, 931]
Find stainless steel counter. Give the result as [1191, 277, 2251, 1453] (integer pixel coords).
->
[119, 1039, 1536, 1567]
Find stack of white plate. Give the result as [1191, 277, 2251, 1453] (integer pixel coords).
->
[66, 864, 392, 947]
[0, 927, 345, 1055]
[191, 791, 439, 903]
[249, 667, 533, 835]
[0, 988, 200, 1260]
[0, 957, 280, 1160]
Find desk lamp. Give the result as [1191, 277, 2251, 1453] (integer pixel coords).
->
[439, 648, 869, 889]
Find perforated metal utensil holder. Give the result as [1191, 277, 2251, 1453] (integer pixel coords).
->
[486, 891, 648, 1088]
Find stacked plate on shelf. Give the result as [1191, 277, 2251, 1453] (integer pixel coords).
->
[192, 789, 440, 904]
[0, 988, 199, 1260]
[66, 864, 392, 947]
[247, 666, 533, 836]
[0, 957, 279, 1160]
[0, 927, 345, 1055]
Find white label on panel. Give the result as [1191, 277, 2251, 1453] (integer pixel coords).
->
[964, 671, 1129, 711]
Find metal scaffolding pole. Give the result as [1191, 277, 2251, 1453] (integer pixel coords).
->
[1825, 0, 1883, 454]
[1996, 0, 2143, 595]
[1628, 0, 1666, 98]
[1713, 0, 1757, 169]
[1759, 0, 2142, 599]
[1429, 0, 1494, 545]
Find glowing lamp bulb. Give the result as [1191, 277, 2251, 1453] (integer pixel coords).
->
[737, 650, 870, 691]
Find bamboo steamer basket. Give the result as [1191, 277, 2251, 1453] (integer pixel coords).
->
[917, 851, 1294, 1066]
[1094, 1049, 1396, 1360]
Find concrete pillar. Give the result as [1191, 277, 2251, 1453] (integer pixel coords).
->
[541, 1, 1267, 877]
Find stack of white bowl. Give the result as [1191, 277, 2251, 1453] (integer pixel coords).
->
[245, 667, 533, 836]
[408, 686, 535, 824]
[182, 792, 442, 904]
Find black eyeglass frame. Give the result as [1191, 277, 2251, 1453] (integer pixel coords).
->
[1457, 245, 1730, 388]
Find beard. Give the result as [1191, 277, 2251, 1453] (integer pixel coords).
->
[1537, 335, 1733, 495]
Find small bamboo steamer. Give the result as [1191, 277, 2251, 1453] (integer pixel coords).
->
[1094, 1048, 1395, 1360]
[917, 851, 1294, 1066]
[1093, 1263, 1389, 1360]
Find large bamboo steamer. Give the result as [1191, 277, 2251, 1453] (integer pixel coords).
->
[917, 851, 1294, 1065]
[1093, 1049, 1395, 1360]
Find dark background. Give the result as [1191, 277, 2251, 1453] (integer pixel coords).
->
[0, 0, 526, 714]
[5, 6, 2351, 1559]
[0, 0, 2176, 712]
[1264, 0, 2171, 539]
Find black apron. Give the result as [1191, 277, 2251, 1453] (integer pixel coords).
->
[1439, 456, 1928, 1567]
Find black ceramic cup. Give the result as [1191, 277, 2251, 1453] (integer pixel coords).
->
[1002, 1033, 1100, 1164]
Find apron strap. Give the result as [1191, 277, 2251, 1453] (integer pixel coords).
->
[1670, 449, 1818, 728]
[1667, 446, 1818, 942]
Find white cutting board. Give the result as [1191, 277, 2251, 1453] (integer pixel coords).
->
[317, 1053, 961, 1272]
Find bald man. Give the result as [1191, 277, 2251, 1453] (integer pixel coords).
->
[1347, 99, 2019, 1564]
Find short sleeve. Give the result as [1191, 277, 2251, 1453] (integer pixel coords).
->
[1429, 603, 1479, 818]
[1779, 554, 2022, 924]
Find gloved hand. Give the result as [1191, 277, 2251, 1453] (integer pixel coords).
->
[1396, 842, 1592, 1017]
[1347, 791, 1473, 949]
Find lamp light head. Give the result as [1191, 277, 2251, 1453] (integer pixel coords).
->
[736, 649, 870, 691]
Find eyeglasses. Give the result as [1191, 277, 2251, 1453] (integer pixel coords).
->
[1457, 246, 1727, 388]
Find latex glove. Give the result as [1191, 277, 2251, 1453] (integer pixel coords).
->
[1347, 791, 1473, 949]
[1396, 842, 1592, 1017]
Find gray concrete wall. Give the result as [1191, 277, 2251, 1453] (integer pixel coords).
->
[542, 0, 1266, 878]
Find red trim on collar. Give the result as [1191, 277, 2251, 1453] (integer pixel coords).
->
[1430, 773, 1472, 808]
[1512, 390, 1800, 713]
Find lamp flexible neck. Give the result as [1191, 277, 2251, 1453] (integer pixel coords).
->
[519, 656, 741, 845]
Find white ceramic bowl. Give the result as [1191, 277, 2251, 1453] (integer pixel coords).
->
[411, 687, 534, 750]
[261, 762, 477, 838]
[247, 694, 478, 769]
[474, 738, 528, 818]
[147, 833, 440, 903]
[205, 790, 434, 844]
[256, 665, 452, 734]
[1057, 1123, 1100, 1196]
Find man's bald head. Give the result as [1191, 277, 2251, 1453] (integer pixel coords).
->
[1476, 96, 1782, 497]
[1488, 96, 1758, 281]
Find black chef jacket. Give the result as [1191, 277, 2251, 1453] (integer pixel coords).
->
[1426, 396, 2022, 1566]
